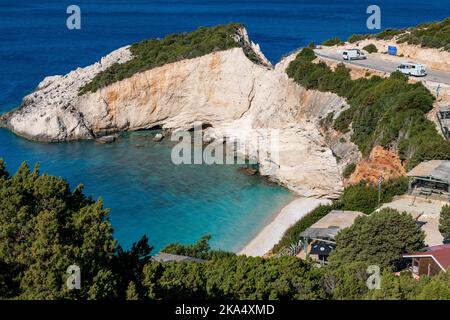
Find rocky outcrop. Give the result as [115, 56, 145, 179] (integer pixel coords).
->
[1, 29, 349, 198]
[2, 46, 133, 141]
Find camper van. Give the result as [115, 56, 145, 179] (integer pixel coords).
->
[342, 49, 367, 61]
[397, 63, 427, 77]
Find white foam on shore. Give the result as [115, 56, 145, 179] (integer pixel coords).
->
[239, 197, 332, 257]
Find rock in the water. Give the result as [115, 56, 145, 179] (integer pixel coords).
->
[152, 133, 164, 142]
[96, 134, 119, 144]
[238, 166, 259, 176]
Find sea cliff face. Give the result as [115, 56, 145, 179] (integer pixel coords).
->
[1, 29, 347, 198]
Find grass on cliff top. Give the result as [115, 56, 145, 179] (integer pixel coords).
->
[286, 47, 450, 170]
[80, 23, 262, 95]
[347, 17, 450, 51]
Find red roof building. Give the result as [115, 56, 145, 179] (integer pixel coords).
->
[403, 244, 450, 278]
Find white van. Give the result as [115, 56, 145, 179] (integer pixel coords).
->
[397, 63, 427, 77]
[342, 49, 367, 61]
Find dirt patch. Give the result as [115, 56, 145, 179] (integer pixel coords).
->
[349, 146, 406, 184]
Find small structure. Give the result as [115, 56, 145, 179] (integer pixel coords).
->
[403, 244, 450, 278]
[388, 45, 397, 56]
[437, 105, 450, 139]
[407, 160, 450, 201]
[152, 252, 206, 263]
[299, 210, 364, 264]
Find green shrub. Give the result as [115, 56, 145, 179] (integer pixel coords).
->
[321, 37, 343, 46]
[376, 28, 404, 40]
[380, 177, 409, 202]
[397, 18, 450, 50]
[348, 34, 368, 43]
[337, 181, 378, 214]
[439, 205, 450, 241]
[342, 163, 356, 179]
[363, 44, 378, 53]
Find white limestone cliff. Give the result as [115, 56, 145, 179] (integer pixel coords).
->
[1, 30, 348, 198]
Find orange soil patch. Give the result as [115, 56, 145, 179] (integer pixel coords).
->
[349, 146, 406, 184]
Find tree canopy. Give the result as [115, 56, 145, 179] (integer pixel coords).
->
[0, 160, 151, 299]
[328, 208, 425, 269]
[0, 159, 448, 300]
[439, 205, 450, 242]
[79, 23, 264, 95]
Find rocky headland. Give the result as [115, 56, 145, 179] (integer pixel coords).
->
[0, 24, 382, 199]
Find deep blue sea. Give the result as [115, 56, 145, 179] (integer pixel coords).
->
[1, 0, 449, 251]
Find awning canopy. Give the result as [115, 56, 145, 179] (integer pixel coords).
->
[407, 160, 450, 184]
[299, 210, 364, 240]
[300, 227, 340, 240]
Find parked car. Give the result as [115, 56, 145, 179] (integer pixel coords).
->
[397, 62, 427, 77]
[342, 49, 367, 61]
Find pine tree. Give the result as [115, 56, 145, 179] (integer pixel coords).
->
[0, 159, 8, 180]
[0, 161, 118, 299]
[126, 281, 139, 300]
[439, 205, 450, 242]
[329, 208, 425, 269]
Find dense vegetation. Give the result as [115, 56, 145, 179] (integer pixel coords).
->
[346, 17, 450, 51]
[272, 178, 409, 253]
[363, 44, 378, 53]
[0, 160, 152, 299]
[342, 163, 356, 179]
[144, 254, 325, 300]
[0, 160, 449, 300]
[328, 208, 425, 269]
[80, 23, 262, 95]
[321, 37, 344, 46]
[286, 48, 450, 169]
[439, 205, 450, 242]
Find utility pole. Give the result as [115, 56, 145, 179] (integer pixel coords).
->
[378, 176, 383, 208]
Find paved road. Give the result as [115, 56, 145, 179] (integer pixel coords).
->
[314, 48, 450, 85]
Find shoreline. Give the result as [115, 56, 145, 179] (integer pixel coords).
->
[238, 197, 332, 257]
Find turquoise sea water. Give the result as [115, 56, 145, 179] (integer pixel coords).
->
[0, 128, 296, 251]
[1, 0, 450, 251]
